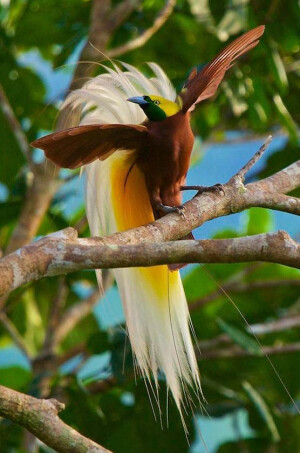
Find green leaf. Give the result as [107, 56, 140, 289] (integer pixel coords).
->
[273, 94, 298, 144]
[217, 318, 262, 356]
[0, 199, 22, 228]
[246, 208, 274, 235]
[217, 438, 270, 453]
[87, 331, 110, 355]
[0, 367, 32, 390]
[204, 401, 241, 417]
[209, 0, 228, 24]
[242, 381, 280, 442]
[268, 48, 288, 94]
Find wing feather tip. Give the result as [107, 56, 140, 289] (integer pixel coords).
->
[179, 25, 265, 113]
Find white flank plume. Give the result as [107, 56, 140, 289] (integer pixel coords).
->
[60, 62, 201, 415]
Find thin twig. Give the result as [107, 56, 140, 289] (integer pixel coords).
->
[190, 278, 300, 310]
[53, 270, 114, 349]
[53, 290, 99, 348]
[41, 277, 68, 355]
[0, 312, 31, 359]
[197, 342, 300, 360]
[0, 83, 33, 166]
[230, 135, 273, 183]
[250, 315, 300, 335]
[108, 0, 176, 58]
[197, 315, 300, 351]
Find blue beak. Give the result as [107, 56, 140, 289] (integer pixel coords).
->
[127, 96, 149, 106]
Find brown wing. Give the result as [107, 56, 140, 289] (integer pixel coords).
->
[31, 124, 148, 169]
[178, 25, 265, 113]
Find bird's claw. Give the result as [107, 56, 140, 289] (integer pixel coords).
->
[176, 205, 185, 218]
[157, 203, 185, 218]
[211, 183, 225, 196]
[195, 183, 225, 197]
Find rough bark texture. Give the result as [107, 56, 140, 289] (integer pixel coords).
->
[0, 143, 299, 297]
[0, 229, 299, 297]
[0, 385, 111, 453]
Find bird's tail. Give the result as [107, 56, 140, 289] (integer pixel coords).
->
[86, 150, 201, 412]
[62, 62, 201, 414]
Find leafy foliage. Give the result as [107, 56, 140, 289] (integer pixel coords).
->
[0, 1, 299, 452]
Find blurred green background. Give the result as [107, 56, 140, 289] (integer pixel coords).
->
[0, 1, 299, 452]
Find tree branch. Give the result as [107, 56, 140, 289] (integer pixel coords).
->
[250, 315, 300, 335]
[190, 278, 300, 310]
[0, 137, 299, 297]
[53, 290, 99, 348]
[0, 385, 111, 453]
[52, 270, 114, 349]
[107, 0, 176, 58]
[197, 316, 300, 352]
[0, 312, 31, 359]
[41, 277, 68, 356]
[0, 83, 32, 166]
[197, 342, 300, 360]
[68, 0, 139, 92]
[0, 229, 298, 297]
[4, 164, 61, 256]
[230, 135, 272, 182]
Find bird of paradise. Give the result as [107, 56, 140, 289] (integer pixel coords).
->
[32, 26, 265, 419]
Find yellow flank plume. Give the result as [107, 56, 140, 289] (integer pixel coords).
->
[110, 151, 178, 300]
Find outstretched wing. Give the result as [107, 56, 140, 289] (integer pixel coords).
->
[177, 25, 265, 113]
[31, 124, 148, 169]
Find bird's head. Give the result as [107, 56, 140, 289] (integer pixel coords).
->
[127, 95, 180, 121]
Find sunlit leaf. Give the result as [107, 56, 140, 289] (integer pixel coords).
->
[246, 208, 274, 235]
[273, 94, 298, 144]
[217, 318, 262, 355]
[268, 48, 288, 94]
[242, 381, 280, 443]
[0, 367, 32, 390]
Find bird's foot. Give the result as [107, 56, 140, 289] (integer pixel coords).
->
[180, 184, 225, 197]
[157, 203, 185, 218]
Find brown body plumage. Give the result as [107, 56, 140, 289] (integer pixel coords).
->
[138, 112, 194, 213]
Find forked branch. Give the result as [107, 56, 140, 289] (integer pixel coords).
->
[0, 385, 111, 453]
[0, 138, 299, 297]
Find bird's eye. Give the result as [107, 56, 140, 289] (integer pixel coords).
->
[153, 100, 160, 105]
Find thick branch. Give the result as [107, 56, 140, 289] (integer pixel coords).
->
[0, 385, 111, 453]
[0, 229, 299, 297]
[108, 0, 176, 58]
[1, 137, 299, 297]
[68, 157, 299, 250]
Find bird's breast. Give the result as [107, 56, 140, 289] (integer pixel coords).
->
[136, 113, 194, 209]
[144, 112, 194, 173]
